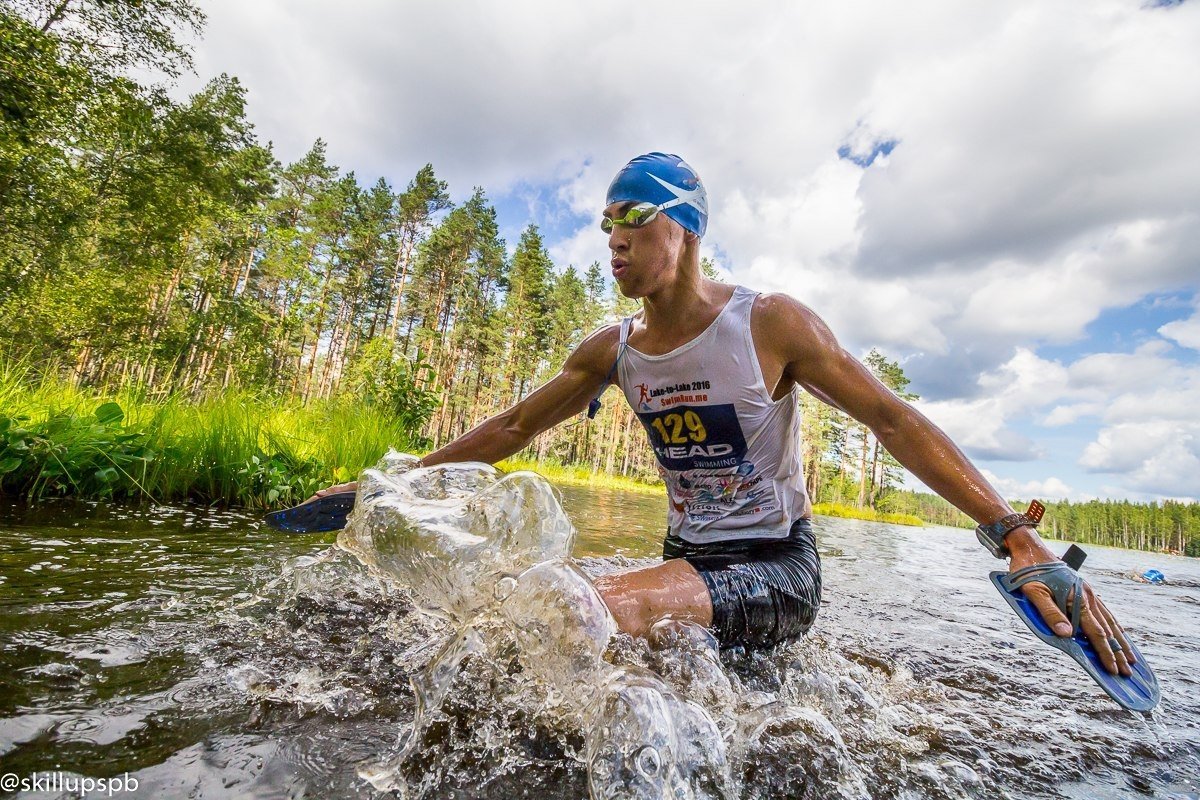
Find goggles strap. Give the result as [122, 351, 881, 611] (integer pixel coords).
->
[587, 318, 631, 420]
[655, 196, 689, 212]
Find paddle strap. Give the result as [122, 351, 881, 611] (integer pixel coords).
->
[1003, 561, 1085, 632]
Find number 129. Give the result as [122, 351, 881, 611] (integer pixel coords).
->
[651, 411, 707, 444]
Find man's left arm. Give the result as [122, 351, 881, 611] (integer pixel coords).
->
[762, 295, 1134, 677]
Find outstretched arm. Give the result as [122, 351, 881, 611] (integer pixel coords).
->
[310, 323, 621, 494]
[780, 305, 1020, 529]
[762, 295, 1134, 677]
[421, 324, 620, 467]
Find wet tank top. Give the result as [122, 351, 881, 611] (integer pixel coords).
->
[615, 285, 810, 544]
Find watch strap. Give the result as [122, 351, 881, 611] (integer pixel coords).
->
[976, 499, 1045, 558]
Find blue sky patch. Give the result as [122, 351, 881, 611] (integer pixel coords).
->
[837, 139, 898, 168]
[1037, 291, 1196, 363]
[491, 180, 592, 260]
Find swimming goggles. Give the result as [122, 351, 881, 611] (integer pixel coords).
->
[600, 197, 691, 233]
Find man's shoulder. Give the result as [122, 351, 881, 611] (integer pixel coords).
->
[582, 321, 623, 347]
[750, 291, 821, 329]
[568, 322, 623, 373]
[749, 291, 838, 359]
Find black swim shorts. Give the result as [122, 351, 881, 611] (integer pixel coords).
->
[662, 518, 822, 649]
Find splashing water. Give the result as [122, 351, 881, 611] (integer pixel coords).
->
[336, 452, 734, 799]
[587, 666, 730, 800]
[321, 450, 1132, 800]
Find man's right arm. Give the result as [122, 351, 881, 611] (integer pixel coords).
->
[422, 323, 621, 467]
[307, 323, 621, 500]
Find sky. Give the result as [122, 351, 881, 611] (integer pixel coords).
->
[176, 0, 1200, 504]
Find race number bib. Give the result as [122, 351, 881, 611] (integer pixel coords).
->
[636, 404, 747, 470]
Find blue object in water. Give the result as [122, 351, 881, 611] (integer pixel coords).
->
[1143, 569, 1165, 585]
[263, 491, 356, 533]
[991, 561, 1160, 712]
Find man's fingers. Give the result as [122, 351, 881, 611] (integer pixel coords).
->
[1075, 585, 1125, 677]
[305, 481, 358, 504]
[1096, 596, 1136, 666]
[1021, 581, 1073, 637]
[1091, 592, 1134, 676]
[1014, 567, 1137, 679]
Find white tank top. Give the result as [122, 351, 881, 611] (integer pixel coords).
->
[615, 285, 810, 544]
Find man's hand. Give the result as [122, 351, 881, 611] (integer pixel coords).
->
[305, 481, 357, 504]
[1007, 529, 1134, 677]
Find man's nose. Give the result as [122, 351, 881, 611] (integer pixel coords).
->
[608, 226, 630, 252]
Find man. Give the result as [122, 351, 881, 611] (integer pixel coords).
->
[312, 153, 1135, 679]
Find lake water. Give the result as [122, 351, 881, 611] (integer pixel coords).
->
[1, 485, 1198, 799]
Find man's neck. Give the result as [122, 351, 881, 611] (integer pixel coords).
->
[639, 268, 735, 347]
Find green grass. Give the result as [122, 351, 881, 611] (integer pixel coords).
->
[499, 457, 666, 495]
[813, 502, 926, 527]
[0, 362, 420, 509]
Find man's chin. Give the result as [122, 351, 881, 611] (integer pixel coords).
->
[615, 279, 644, 300]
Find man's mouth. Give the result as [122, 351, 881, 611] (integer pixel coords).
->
[611, 258, 628, 277]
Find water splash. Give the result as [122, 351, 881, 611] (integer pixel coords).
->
[324, 452, 992, 799]
[587, 667, 730, 800]
[337, 452, 733, 799]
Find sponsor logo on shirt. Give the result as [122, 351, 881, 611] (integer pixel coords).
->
[636, 403, 747, 471]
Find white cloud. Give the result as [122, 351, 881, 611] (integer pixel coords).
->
[547, 222, 602, 275]
[1066, 340, 1175, 393]
[912, 342, 1200, 499]
[853, 5, 1200, 275]
[1043, 402, 1103, 427]
[1081, 422, 1178, 473]
[980, 470, 1076, 502]
[1080, 422, 1200, 498]
[1159, 299, 1200, 351]
[915, 348, 1068, 461]
[176, 0, 1200, 500]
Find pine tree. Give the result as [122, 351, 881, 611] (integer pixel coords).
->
[386, 164, 450, 343]
[502, 225, 553, 403]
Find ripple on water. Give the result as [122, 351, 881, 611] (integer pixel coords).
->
[3, 492, 1199, 799]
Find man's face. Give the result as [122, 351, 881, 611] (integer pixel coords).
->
[603, 201, 687, 299]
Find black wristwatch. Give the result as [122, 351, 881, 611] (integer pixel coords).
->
[976, 500, 1045, 559]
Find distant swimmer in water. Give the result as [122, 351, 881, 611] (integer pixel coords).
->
[1127, 568, 1166, 584]
[300, 152, 1153, 709]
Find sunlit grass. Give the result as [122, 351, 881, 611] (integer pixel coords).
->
[0, 365, 418, 509]
[0, 363, 934, 524]
[813, 502, 926, 527]
[499, 457, 665, 495]
[0, 364, 671, 509]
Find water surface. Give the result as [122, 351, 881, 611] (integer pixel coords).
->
[1, 489, 1197, 799]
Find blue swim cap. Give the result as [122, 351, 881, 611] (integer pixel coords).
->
[606, 152, 708, 238]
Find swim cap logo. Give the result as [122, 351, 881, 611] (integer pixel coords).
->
[649, 172, 709, 216]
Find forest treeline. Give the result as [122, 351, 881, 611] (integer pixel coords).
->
[0, 0, 940, 509]
[1, 2, 1195, 555]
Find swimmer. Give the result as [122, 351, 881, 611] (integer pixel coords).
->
[310, 153, 1137, 678]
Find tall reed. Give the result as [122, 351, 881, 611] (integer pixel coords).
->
[0, 364, 420, 509]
